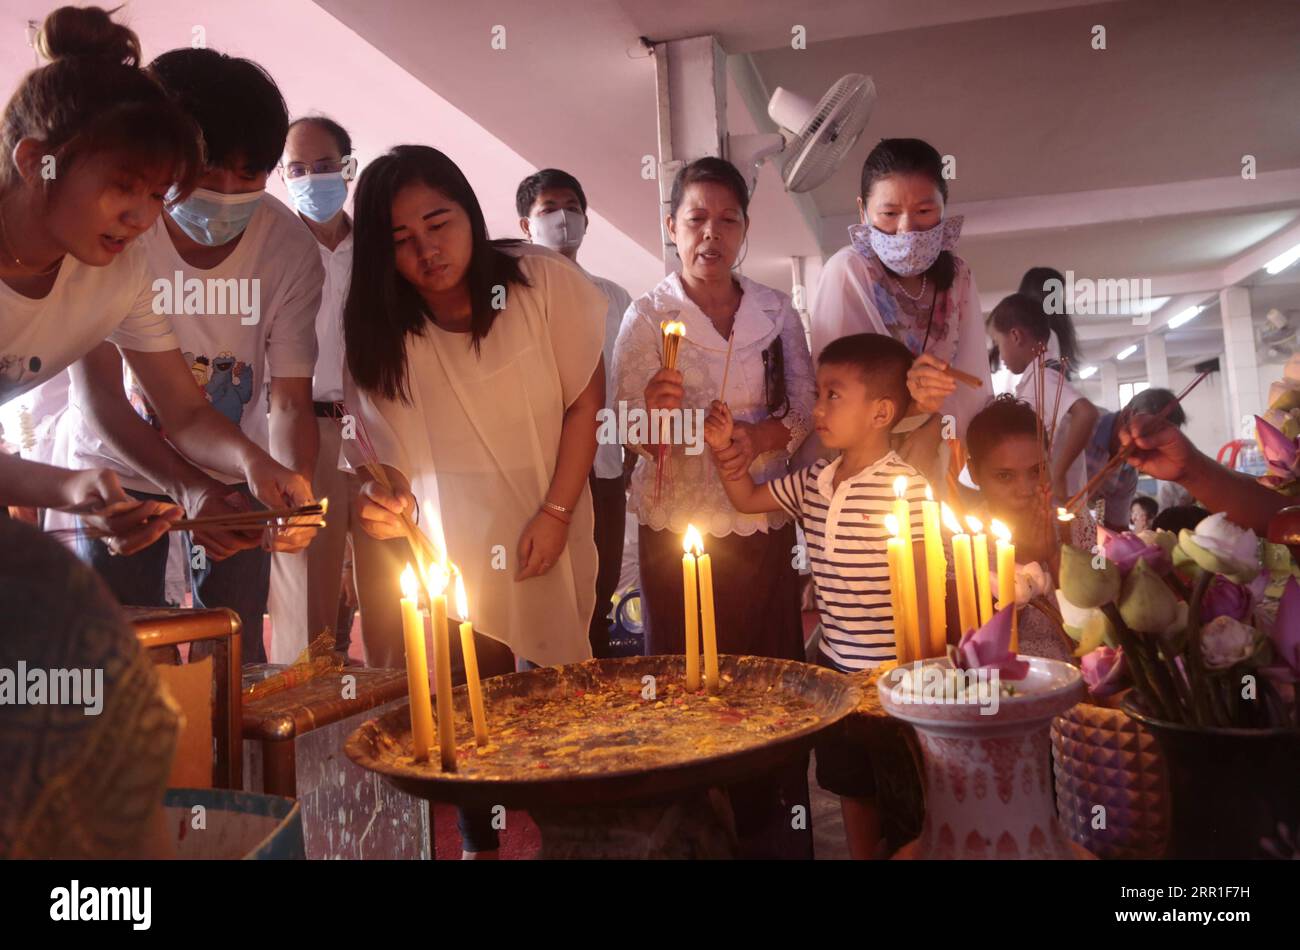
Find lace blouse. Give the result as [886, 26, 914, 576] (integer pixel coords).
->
[612, 271, 815, 539]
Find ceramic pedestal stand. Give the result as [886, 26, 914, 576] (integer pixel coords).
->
[878, 657, 1091, 859]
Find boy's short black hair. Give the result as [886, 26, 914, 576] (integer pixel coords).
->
[149, 48, 289, 173]
[817, 333, 913, 422]
[966, 395, 1040, 472]
[1131, 494, 1159, 522]
[989, 292, 1051, 343]
[1126, 386, 1187, 428]
[515, 168, 587, 218]
[1153, 504, 1208, 534]
[287, 114, 351, 160]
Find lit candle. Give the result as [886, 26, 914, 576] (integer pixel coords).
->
[453, 569, 489, 747]
[682, 525, 703, 692]
[967, 515, 994, 626]
[399, 564, 434, 763]
[426, 561, 457, 771]
[944, 504, 979, 638]
[697, 533, 720, 693]
[920, 485, 947, 657]
[892, 476, 921, 662]
[1056, 506, 1076, 544]
[991, 518, 1018, 652]
[884, 513, 909, 664]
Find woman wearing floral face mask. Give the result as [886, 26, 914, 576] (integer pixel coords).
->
[809, 139, 991, 479]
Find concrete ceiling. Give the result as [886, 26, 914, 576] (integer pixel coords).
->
[299, 0, 1300, 370]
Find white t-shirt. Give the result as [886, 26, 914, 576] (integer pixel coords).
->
[1, 243, 178, 408]
[66, 195, 323, 491]
[585, 270, 633, 480]
[1016, 363, 1088, 498]
[311, 229, 352, 403]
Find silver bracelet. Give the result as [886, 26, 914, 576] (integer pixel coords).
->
[542, 500, 572, 516]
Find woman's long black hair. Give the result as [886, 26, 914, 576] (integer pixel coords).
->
[859, 137, 957, 293]
[344, 144, 529, 403]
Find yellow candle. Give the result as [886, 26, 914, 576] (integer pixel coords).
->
[884, 513, 909, 664]
[920, 485, 947, 658]
[967, 515, 994, 626]
[893, 476, 921, 663]
[991, 519, 1018, 653]
[682, 525, 702, 692]
[399, 564, 435, 763]
[426, 562, 457, 771]
[453, 570, 489, 747]
[698, 540, 720, 694]
[944, 505, 979, 638]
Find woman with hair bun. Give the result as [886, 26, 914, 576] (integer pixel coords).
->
[0, 6, 315, 556]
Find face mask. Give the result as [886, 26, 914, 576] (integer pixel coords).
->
[286, 172, 348, 224]
[848, 215, 964, 277]
[167, 187, 264, 246]
[528, 208, 585, 251]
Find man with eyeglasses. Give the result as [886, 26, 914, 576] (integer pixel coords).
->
[268, 115, 405, 667]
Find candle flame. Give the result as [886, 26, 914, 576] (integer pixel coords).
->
[454, 570, 469, 621]
[683, 524, 704, 555]
[941, 502, 962, 534]
[884, 512, 900, 538]
[990, 518, 1012, 543]
[1057, 506, 1075, 523]
[425, 559, 450, 596]
[893, 475, 908, 499]
[924, 483, 934, 502]
[400, 563, 418, 600]
[660, 320, 686, 337]
[965, 515, 984, 534]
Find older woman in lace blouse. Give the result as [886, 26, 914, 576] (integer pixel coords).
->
[612, 158, 815, 665]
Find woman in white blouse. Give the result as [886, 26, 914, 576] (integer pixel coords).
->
[345, 145, 607, 856]
[614, 157, 815, 665]
[613, 158, 815, 859]
[810, 138, 993, 481]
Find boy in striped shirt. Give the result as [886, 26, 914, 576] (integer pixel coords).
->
[704, 332, 931, 858]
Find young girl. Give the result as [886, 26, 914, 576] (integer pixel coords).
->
[1, 6, 313, 552]
[346, 145, 607, 857]
[964, 395, 1093, 661]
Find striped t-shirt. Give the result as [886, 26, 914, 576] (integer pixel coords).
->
[769, 452, 928, 672]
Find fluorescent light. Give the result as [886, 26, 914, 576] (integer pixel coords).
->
[1116, 344, 1139, 361]
[1265, 242, 1300, 275]
[1078, 365, 1098, 379]
[1130, 295, 1171, 315]
[1167, 306, 1202, 330]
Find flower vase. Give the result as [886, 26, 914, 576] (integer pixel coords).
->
[1052, 700, 1169, 859]
[1124, 698, 1300, 859]
[878, 657, 1090, 859]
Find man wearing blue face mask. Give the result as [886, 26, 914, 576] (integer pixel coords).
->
[61, 48, 323, 665]
[516, 169, 634, 659]
[266, 116, 405, 667]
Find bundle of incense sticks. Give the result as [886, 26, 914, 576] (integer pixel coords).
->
[1063, 369, 1211, 513]
[52, 498, 327, 543]
[654, 320, 686, 506]
[338, 404, 444, 575]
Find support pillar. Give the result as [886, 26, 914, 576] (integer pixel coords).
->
[1220, 286, 1261, 441]
[1145, 333, 1170, 390]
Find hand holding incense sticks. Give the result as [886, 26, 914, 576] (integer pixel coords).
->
[653, 321, 687, 505]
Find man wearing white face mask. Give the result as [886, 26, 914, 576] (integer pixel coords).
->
[517, 169, 633, 658]
[266, 115, 406, 667]
[60, 48, 322, 665]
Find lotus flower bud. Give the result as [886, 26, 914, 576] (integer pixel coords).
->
[1118, 558, 1181, 634]
[1060, 544, 1121, 609]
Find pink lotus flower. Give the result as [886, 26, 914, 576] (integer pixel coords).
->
[1081, 645, 1129, 698]
[1202, 575, 1254, 624]
[953, 605, 1030, 680]
[1098, 526, 1171, 576]
[1268, 578, 1300, 678]
[1255, 415, 1300, 483]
